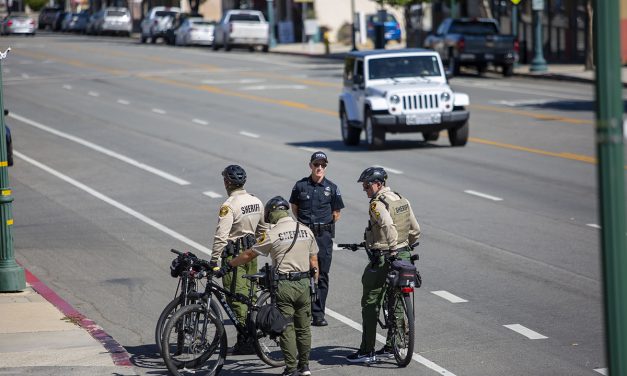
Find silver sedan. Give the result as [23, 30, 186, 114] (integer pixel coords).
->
[175, 18, 215, 46]
[1, 14, 36, 35]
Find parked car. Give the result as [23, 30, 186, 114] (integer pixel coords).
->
[52, 10, 68, 31]
[85, 10, 104, 35]
[1, 14, 36, 35]
[366, 13, 401, 43]
[97, 7, 132, 36]
[65, 11, 89, 33]
[423, 17, 517, 77]
[175, 18, 214, 46]
[37, 6, 62, 30]
[338, 49, 470, 149]
[212, 9, 269, 52]
[140, 6, 181, 43]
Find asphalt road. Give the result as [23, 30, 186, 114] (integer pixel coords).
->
[2, 32, 622, 376]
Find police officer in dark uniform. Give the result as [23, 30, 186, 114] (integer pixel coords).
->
[289, 151, 344, 327]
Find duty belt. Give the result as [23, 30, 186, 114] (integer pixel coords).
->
[305, 223, 334, 237]
[277, 271, 310, 281]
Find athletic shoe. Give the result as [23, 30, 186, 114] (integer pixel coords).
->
[375, 346, 394, 359]
[298, 365, 311, 376]
[346, 350, 375, 363]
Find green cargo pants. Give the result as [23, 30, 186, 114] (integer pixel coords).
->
[277, 279, 312, 372]
[359, 250, 410, 353]
[223, 255, 257, 326]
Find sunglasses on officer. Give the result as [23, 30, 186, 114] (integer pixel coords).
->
[312, 162, 327, 169]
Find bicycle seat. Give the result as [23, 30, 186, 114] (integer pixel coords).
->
[242, 272, 265, 280]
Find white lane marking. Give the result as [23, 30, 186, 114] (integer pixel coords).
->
[492, 99, 552, 107]
[241, 84, 307, 91]
[464, 190, 503, 201]
[239, 131, 260, 139]
[431, 290, 468, 303]
[63, 84, 72, 90]
[594, 368, 608, 375]
[152, 108, 166, 115]
[17, 150, 452, 375]
[117, 99, 130, 105]
[374, 165, 403, 175]
[326, 308, 456, 375]
[298, 146, 319, 153]
[10, 113, 190, 186]
[21, 73, 30, 79]
[587, 224, 601, 229]
[203, 191, 223, 199]
[88, 91, 100, 97]
[14, 151, 211, 256]
[503, 324, 548, 339]
[192, 119, 209, 126]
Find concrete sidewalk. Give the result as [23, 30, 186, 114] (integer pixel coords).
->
[0, 268, 136, 376]
[269, 41, 627, 86]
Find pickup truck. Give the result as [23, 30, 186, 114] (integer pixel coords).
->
[423, 18, 517, 77]
[212, 10, 269, 52]
[140, 6, 181, 44]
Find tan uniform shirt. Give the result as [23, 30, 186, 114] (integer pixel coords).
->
[253, 217, 318, 274]
[211, 189, 269, 261]
[366, 187, 421, 250]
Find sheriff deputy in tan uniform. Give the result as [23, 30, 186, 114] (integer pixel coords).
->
[211, 164, 268, 355]
[346, 166, 421, 364]
[216, 196, 319, 376]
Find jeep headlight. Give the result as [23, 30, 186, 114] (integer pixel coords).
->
[440, 92, 451, 102]
[390, 95, 400, 104]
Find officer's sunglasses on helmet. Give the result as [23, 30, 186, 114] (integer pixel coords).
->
[312, 162, 327, 169]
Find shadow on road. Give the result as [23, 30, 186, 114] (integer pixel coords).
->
[288, 139, 448, 152]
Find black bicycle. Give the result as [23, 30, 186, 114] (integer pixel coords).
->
[155, 249, 222, 356]
[338, 242, 420, 367]
[160, 260, 284, 376]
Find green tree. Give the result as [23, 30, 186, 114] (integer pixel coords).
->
[25, 0, 48, 11]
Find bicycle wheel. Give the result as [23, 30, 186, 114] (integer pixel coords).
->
[156, 293, 222, 356]
[390, 292, 415, 367]
[161, 303, 227, 376]
[250, 292, 285, 367]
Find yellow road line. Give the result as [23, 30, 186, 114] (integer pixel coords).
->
[470, 104, 594, 125]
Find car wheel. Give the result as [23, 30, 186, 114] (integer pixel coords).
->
[224, 40, 231, 51]
[364, 108, 385, 150]
[423, 131, 439, 142]
[262, 45, 269, 53]
[340, 107, 361, 146]
[140, 34, 146, 43]
[502, 64, 514, 77]
[212, 41, 219, 50]
[448, 119, 469, 147]
[477, 63, 487, 76]
[448, 49, 460, 76]
[150, 35, 157, 44]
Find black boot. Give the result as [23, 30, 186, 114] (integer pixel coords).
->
[228, 334, 256, 355]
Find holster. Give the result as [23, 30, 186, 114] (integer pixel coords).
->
[308, 223, 335, 237]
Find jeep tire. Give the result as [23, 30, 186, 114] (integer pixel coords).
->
[423, 131, 439, 142]
[340, 107, 361, 146]
[448, 119, 469, 147]
[365, 108, 385, 150]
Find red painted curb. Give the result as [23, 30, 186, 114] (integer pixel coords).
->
[22, 266, 133, 367]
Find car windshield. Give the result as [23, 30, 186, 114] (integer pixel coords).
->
[156, 11, 178, 18]
[229, 13, 261, 22]
[191, 21, 213, 26]
[106, 10, 127, 17]
[449, 21, 498, 35]
[368, 55, 441, 80]
[368, 14, 397, 23]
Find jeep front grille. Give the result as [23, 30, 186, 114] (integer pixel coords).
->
[401, 94, 439, 111]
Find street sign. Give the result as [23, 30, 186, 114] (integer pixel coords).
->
[511, 0, 522, 4]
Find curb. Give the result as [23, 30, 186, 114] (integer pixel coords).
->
[22, 266, 133, 367]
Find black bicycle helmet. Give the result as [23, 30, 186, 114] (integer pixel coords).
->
[264, 196, 290, 223]
[357, 167, 388, 184]
[222, 165, 247, 186]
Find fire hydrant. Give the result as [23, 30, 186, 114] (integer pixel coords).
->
[323, 31, 330, 55]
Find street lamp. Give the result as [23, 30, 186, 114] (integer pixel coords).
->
[351, 0, 357, 51]
[0, 47, 24, 293]
[267, 0, 276, 48]
[530, 0, 547, 72]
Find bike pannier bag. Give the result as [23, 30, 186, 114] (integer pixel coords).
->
[391, 260, 417, 287]
[256, 304, 292, 336]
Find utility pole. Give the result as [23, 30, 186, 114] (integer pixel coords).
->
[351, 0, 357, 51]
[529, 0, 547, 72]
[594, 0, 627, 374]
[267, 0, 276, 48]
[0, 47, 24, 293]
[511, 0, 520, 67]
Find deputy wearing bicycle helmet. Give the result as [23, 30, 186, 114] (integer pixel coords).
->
[211, 164, 269, 355]
[346, 167, 421, 364]
[217, 196, 319, 376]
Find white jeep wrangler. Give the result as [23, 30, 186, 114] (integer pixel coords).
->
[339, 49, 470, 149]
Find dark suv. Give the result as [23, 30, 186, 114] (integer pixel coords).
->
[38, 6, 62, 30]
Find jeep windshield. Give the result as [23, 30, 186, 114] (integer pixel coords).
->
[368, 55, 442, 80]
